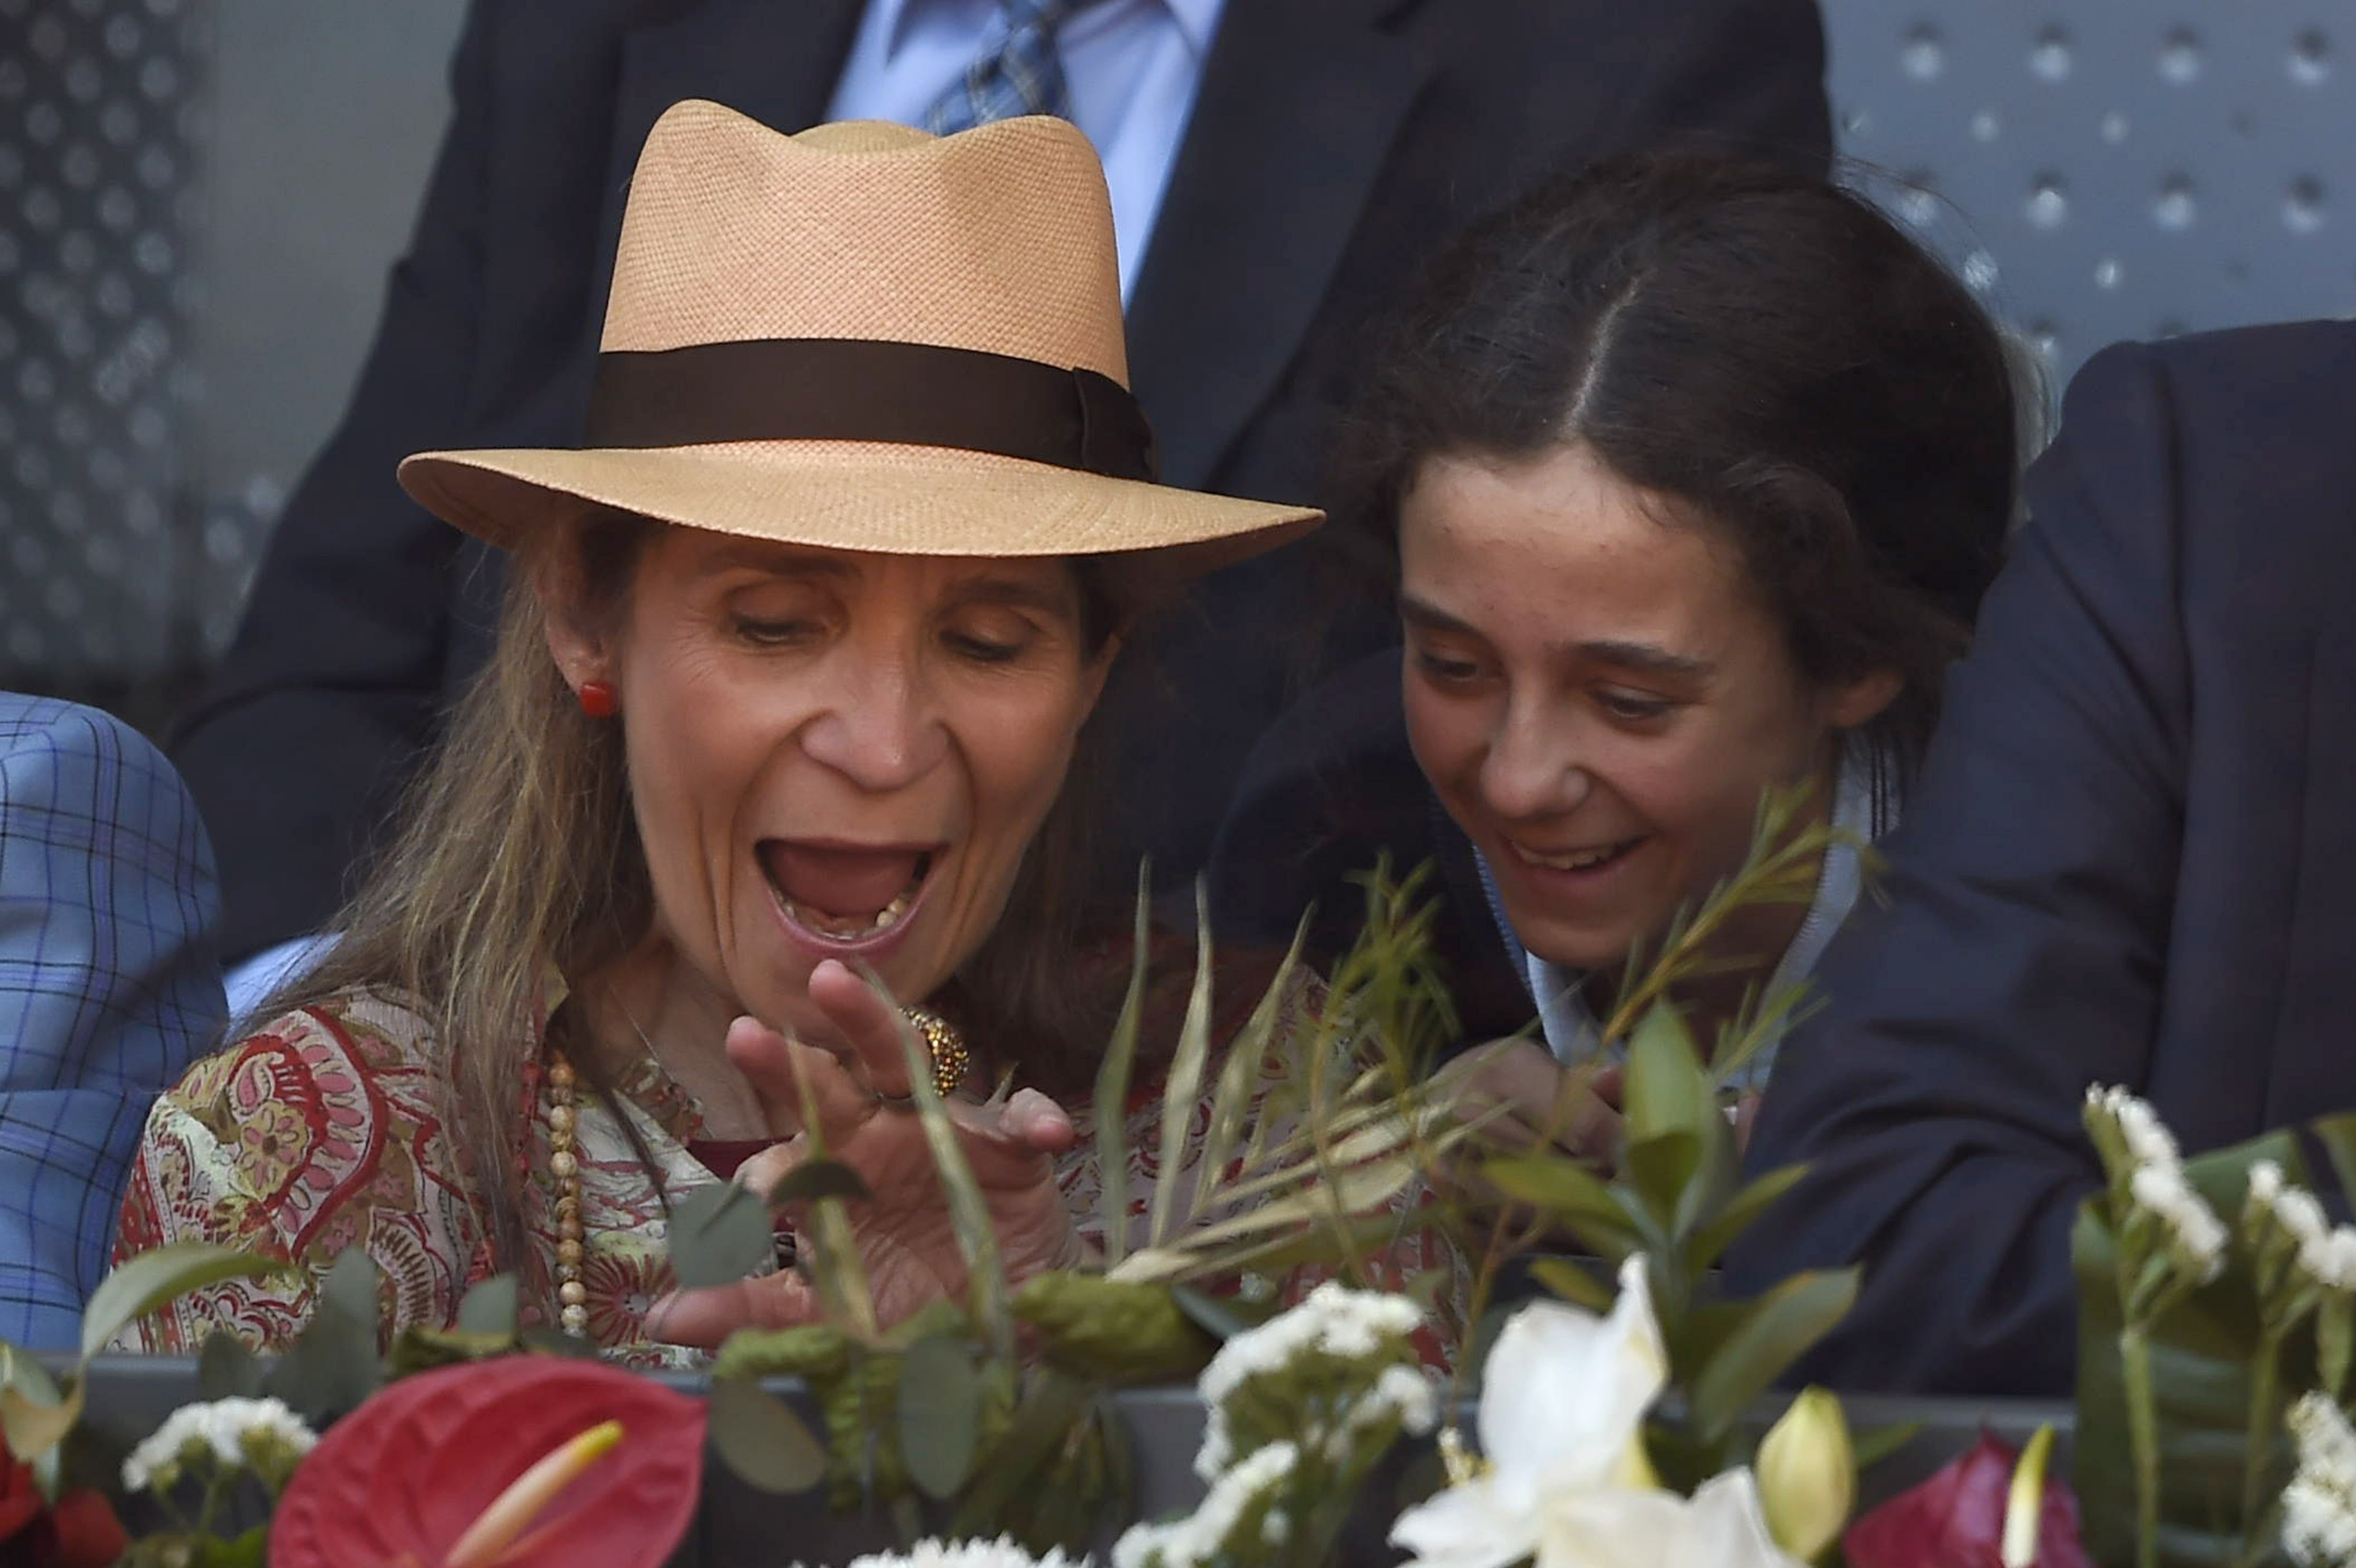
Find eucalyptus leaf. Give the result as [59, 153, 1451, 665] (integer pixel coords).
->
[1684, 1266, 1859, 1444]
[708, 1377, 829, 1494]
[668, 1179, 778, 1290]
[79, 1241, 289, 1359]
[1623, 1002, 1714, 1145]
[898, 1335, 982, 1498]
[765, 1158, 872, 1207]
[196, 1329, 263, 1400]
[455, 1274, 520, 1338]
[265, 1250, 382, 1420]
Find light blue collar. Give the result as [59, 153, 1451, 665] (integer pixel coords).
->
[878, 0, 1212, 60]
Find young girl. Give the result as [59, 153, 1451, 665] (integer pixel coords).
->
[1213, 151, 2023, 1157]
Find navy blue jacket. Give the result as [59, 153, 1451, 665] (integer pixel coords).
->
[1733, 321, 2356, 1395]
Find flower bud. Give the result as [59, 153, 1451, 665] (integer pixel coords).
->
[1756, 1386, 1855, 1561]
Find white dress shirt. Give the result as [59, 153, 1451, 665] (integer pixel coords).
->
[826, 0, 1226, 300]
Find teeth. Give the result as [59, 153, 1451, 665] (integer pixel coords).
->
[777, 881, 920, 942]
[1513, 840, 1626, 872]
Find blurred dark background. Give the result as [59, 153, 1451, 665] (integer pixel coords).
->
[1, 0, 2351, 736]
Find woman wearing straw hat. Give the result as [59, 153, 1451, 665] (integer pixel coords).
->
[109, 103, 1330, 1358]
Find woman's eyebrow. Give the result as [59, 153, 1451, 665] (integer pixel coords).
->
[943, 576, 1079, 617]
[1576, 639, 1714, 679]
[695, 541, 858, 581]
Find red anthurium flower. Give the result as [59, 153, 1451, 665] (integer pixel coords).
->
[268, 1356, 708, 1568]
[1845, 1432, 2092, 1568]
[0, 1446, 130, 1568]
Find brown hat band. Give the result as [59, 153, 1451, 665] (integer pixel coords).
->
[585, 338, 1161, 483]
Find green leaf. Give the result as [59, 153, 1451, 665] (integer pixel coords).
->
[196, 1329, 263, 1399]
[385, 1325, 518, 1380]
[455, 1274, 520, 1338]
[950, 1370, 1090, 1537]
[1684, 1267, 1860, 1444]
[1091, 865, 1154, 1268]
[0, 1378, 82, 1465]
[711, 1323, 851, 1383]
[1147, 882, 1219, 1249]
[1013, 1274, 1216, 1384]
[1478, 1154, 1641, 1262]
[1167, 1284, 1281, 1344]
[1623, 1002, 1714, 1145]
[1525, 1256, 1614, 1313]
[708, 1377, 828, 1494]
[1687, 1162, 1812, 1270]
[197, 1524, 271, 1568]
[2071, 1125, 2312, 1568]
[764, 1158, 872, 1207]
[667, 1180, 778, 1290]
[1849, 1420, 1924, 1473]
[885, 981, 1012, 1356]
[1622, 1130, 1703, 1238]
[898, 1334, 982, 1498]
[79, 1241, 289, 1359]
[266, 1251, 383, 1420]
[2311, 1114, 2356, 1215]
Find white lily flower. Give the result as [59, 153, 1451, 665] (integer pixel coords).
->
[1390, 1255, 1667, 1568]
[1538, 1470, 1800, 1568]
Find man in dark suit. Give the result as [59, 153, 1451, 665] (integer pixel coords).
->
[1732, 320, 2356, 1396]
[172, 0, 1830, 969]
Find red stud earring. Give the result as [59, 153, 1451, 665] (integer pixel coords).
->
[577, 680, 618, 719]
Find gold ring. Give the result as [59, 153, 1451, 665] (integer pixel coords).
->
[900, 1006, 969, 1101]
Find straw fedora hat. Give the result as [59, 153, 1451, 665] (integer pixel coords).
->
[396, 100, 1320, 572]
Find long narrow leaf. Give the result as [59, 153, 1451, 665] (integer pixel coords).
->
[1091, 866, 1155, 1266]
[1147, 882, 1219, 1248]
[81, 1241, 289, 1359]
[889, 992, 1011, 1358]
[1187, 917, 1308, 1225]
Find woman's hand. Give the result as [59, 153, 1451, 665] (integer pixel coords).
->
[648, 960, 1080, 1348]
[1433, 1037, 1624, 1175]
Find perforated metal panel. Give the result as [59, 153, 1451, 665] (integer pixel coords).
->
[5, 3, 2356, 704]
[1823, 1, 2356, 406]
[0, 0, 208, 691]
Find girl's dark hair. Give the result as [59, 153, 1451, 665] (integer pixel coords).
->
[1339, 150, 2023, 774]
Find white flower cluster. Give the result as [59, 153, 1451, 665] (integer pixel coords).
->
[2088, 1085, 2227, 1282]
[1112, 1440, 1300, 1568]
[121, 1395, 319, 1494]
[1192, 1282, 1426, 1480]
[2283, 1394, 2356, 1565]
[2249, 1159, 2356, 1291]
[840, 1537, 1087, 1568]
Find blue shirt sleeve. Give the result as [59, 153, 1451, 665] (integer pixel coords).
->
[0, 694, 228, 1349]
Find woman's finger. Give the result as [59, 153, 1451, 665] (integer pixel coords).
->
[645, 1273, 822, 1350]
[724, 1014, 873, 1141]
[807, 958, 920, 1099]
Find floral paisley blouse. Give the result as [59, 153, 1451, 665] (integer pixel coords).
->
[112, 986, 1458, 1363]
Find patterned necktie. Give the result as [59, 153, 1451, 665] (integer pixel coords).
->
[924, 0, 1092, 133]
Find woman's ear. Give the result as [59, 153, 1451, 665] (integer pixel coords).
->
[1077, 633, 1123, 725]
[535, 548, 618, 703]
[1823, 665, 1904, 731]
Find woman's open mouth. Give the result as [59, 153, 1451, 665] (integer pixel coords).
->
[757, 838, 941, 952]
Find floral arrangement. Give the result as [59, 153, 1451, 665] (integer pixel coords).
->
[15, 797, 2356, 1567]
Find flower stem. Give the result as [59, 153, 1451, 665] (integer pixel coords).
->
[2122, 1324, 2162, 1568]
[2239, 1325, 2284, 1561]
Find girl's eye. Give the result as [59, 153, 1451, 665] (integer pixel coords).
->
[1413, 648, 1484, 686]
[1597, 689, 1674, 723]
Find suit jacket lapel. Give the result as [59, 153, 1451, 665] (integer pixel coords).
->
[1126, 0, 1429, 493]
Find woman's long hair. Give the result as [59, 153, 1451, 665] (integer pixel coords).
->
[251, 509, 1136, 1270]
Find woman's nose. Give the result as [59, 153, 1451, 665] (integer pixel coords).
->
[1477, 697, 1590, 822]
[797, 658, 950, 791]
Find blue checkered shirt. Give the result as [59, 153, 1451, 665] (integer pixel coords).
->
[0, 694, 226, 1348]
